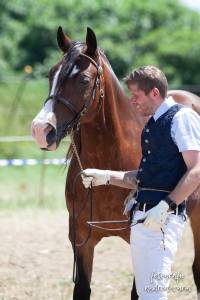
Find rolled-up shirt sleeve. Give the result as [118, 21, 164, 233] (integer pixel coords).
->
[171, 107, 200, 152]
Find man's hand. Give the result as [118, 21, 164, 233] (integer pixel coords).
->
[81, 169, 110, 188]
[143, 200, 169, 230]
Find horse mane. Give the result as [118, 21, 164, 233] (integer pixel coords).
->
[65, 46, 125, 162]
[65, 47, 105, 161]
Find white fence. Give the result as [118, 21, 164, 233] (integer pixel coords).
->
[0, 136, 70, 167]
[0, 135, 70, 203]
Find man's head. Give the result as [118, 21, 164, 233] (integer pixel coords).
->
[124, 66, 168, 116]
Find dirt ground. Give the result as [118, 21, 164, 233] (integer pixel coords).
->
[0, 210, 197, 300]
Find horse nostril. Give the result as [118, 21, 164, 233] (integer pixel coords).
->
[46, 128, 56, 146]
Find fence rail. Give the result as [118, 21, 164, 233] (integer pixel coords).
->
[0, 135, 70, 167]
[0, 158, 69, 167]
[0, 136, 70, 143]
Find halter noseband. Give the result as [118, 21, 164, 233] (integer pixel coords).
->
[44, 52, 104, 138]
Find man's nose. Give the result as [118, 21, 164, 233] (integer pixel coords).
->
[130, 98, 137, 105]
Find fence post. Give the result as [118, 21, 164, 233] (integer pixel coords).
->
[5, 66, 32, 134]
[38, 151, 47, 206]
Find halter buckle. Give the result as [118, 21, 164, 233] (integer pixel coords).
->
[81, 107, 87, 116]
[100, 89, 104, 98]
[76, 122, 80, 131]
[98, 66, 103, 76]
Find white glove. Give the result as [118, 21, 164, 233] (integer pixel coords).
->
[123, 190, 137, 216]
[81, 168, 111, 188]
[143, 200, 169, 230]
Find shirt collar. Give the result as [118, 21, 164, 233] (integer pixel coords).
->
[153, 96, 176, 121]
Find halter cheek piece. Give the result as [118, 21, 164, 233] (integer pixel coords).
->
[44, 52, 104, 137]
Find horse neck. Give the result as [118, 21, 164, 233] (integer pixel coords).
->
[80, 62, 144, 169]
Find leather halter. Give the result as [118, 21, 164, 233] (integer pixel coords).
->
[44, 52, 104, 137]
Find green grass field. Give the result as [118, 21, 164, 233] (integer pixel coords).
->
[0, 164, 68, 210]
[0, 78, 71, 210]
[0, 77, 48, 135]
[0, 77, 70, 158]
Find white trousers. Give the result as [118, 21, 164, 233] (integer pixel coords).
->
[130, 210, 185, 300]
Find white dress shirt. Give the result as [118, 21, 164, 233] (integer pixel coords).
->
[153, 96, 200, 152]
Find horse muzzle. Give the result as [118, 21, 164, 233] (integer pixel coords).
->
[32, 121, 57, 151]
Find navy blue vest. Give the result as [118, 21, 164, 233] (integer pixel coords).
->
[135, 104, 187, 209]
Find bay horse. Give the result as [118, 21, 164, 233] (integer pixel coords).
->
[31, 27, 200, 300]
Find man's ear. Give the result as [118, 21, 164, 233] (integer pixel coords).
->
[152, 87, 160, 97]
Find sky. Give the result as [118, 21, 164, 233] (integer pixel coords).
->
[181, 0, 200, 12]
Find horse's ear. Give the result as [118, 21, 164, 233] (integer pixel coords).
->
[85, 27, 97, 57]
[57, 26, 71, 53]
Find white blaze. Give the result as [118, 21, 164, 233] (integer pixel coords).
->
[50, 64, 62, 96]
[69, 65, 80, 78]
[31, 64, 62, 148]
[33, 65, 62, 127]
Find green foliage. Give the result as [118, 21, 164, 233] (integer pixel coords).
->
[0, 0, 199, 210]
[0, 0, 200, 159]
[0, 78, 48, 135]
[0, 78, 70, 158]
[0, 0, 200, 84]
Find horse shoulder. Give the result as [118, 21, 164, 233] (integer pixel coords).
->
[168, 90, 200, 115]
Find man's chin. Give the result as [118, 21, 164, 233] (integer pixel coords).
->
[137, 109, 149, 117]
[47, 143, 57, 151]
[41, 143, 57, 151]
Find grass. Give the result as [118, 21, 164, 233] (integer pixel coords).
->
[0, 139, 70, 159]
[0, 77, 48, 136]
[0, 164, 68, 210]
[0, 77, 73, 211]
[0, 77, 71, 158]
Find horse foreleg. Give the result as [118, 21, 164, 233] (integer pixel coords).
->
[190, 201, 200, 299]
[72, 240, 95, 300]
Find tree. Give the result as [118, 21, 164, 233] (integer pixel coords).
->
[0, 0, 200, 86]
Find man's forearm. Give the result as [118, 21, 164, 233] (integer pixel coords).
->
[169, 167, 200, 205]
[109, 170, 138, 189]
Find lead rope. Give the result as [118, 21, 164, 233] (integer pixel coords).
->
[69, 132, 147, 283]
[70, 132, 83, 172]
[70, 131, 144, 233]
[70, 132, 82, 283]
[70, 132, 94, 284]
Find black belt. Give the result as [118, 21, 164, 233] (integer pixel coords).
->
[137, 202, 185, 215]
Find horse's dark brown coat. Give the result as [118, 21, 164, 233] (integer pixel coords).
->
[44, 28, 200, 299]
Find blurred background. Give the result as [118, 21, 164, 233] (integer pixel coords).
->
[0, 0, 200, 209]
[0, 1, 199, 299]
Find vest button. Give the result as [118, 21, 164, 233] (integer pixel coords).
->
[136, 179, 140, 184]
[147, 150, 151, 154]
[146, 128, 150, 132]
[139, 168, 143, 172]
[145, 139, 149, 143]
[142, 158, 146, 162]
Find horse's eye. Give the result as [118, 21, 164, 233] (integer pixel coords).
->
[80, 77, 90, 85]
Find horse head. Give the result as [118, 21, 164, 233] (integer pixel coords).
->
[32, 27, 105, 150]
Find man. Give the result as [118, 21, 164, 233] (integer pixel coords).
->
[81, 66, 200, 299]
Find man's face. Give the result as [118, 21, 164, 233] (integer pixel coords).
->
[128, 83, 155, 117]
